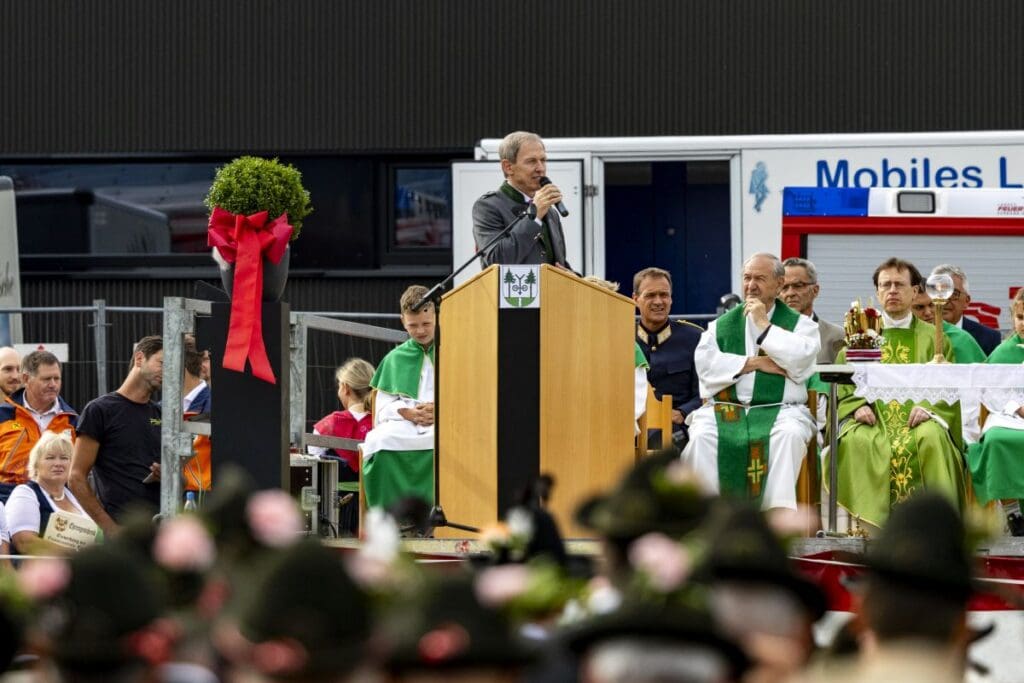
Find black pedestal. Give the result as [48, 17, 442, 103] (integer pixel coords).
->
[208, 302, 291, 490]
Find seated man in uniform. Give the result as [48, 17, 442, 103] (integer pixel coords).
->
[361, 285, 435, 510]
[830, 258, 965, 531]
[682, 253, 820, 510]
[633, 267, 703, 447]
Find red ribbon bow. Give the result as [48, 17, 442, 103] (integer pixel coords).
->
[207, 207, 293, 383]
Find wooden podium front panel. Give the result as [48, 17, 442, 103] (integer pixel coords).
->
[436, 267, 499, 537]
[539, 268, 636, 537]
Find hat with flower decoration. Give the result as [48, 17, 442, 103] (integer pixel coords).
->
[223, 539, 371, 680]
[28, 544, 173, 675]
[382, 571, 539, 673]
[692, 500, 827, 620]
[575, 449, 712, 544]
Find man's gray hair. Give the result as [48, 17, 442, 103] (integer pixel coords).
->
[744, 252, 785, 278]
[781, 257, 818, 284]
[498, 131, 544, 165]
[931, 264, 970, 294]
[585, 639, 729, 683]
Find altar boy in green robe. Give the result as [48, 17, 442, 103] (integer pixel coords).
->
[362, 285, 435, 510]
[829, 258, 966, 530]
[968, 288, 1024, 534]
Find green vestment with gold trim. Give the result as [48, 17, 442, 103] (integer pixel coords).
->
[828, 317, 966, 527]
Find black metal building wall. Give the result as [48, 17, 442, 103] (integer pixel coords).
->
[1, 0, 1022, 155]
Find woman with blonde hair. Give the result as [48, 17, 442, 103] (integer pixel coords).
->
[310, 358, 375, 533]
[7, 431, 94, 555]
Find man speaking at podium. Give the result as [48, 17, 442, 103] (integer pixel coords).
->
[472, 131, 571, 268]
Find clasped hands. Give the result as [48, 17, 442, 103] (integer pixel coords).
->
[853, 405, 931, 428]
[398, 402, 434, 427]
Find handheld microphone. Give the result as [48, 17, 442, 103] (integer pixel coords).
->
[539, 176, 569, 218]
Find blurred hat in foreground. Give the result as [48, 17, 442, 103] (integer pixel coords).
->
[220, 540, 371, 680]
[576, 449, 711, 544]
[381, 572, 539, 674]
[694, 501, 827, 620]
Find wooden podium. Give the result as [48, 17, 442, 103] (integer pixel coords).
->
[437, 264, 635, 537]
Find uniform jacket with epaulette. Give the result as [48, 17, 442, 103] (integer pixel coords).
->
[636, 319, 703, 417]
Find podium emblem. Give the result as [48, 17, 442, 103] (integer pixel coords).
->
[500, 266, 540, 309]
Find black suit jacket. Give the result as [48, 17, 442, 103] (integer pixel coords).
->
[962, 316, 1002, 356]
[472, 188, 568, 267]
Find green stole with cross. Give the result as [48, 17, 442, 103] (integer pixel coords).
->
[713, 300, 799, 502]
[498, 182, 555, 264]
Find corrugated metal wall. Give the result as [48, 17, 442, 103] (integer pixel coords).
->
[2, 1, 1022, 155]
[20, 276, 420, 429]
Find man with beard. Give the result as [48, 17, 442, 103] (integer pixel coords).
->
[70, 335, 164, 533]
[0, 347, 20, 398]
[682, 253, 820, 510]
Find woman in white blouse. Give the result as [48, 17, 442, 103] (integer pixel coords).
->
[7, 432, 92, 555]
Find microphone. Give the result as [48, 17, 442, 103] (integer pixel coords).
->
[539, 176, 569, 218]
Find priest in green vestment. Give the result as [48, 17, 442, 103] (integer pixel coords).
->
[682, 253, 820, 510]
[967, 290, 1024, 534]
[362, 285, 436, 510]
[829, 258, 966, 529]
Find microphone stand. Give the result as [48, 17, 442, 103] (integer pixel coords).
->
[412, 209, 534, 535]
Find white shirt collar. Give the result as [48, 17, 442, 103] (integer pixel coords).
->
[24, 396, 59, 417]
[183, 380, 207, 411]
[953, 316, 964, 329]
[882, 311, 914, 329]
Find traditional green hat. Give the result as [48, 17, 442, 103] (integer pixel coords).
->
[575, 449, 711, 544]
[694, 501, 827, 619]
[233, 540, 371, 679]
[865, 492, 973, 600]
[39, 544, 167, 674]
[382, 572, 538, 673]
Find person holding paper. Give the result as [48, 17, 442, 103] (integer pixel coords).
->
[7, 431, 96, 555]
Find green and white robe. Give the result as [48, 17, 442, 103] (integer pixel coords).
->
[967, 333, 1024, 504]
[362, 339, 435, 509]
[682, 301, 820, 509]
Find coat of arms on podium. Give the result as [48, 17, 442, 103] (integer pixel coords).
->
[500, 265, 540, 309]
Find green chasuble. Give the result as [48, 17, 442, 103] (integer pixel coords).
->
[829, 317, 966, 527]
[713, 300, 800, 503]
[364, 338, 435, 509]
[967, 334, 1024, 504]
[944, 321, 986, 363]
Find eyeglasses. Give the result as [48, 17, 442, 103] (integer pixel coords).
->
[781, 281, 814, 292]
[949, 289, 966, 301]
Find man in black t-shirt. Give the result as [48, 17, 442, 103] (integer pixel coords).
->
[70, 335, 163, 533]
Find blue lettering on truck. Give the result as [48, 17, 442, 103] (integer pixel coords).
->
[815, 156, 1015, 189]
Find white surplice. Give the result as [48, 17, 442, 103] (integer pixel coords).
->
[361, 356, 435, 461]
